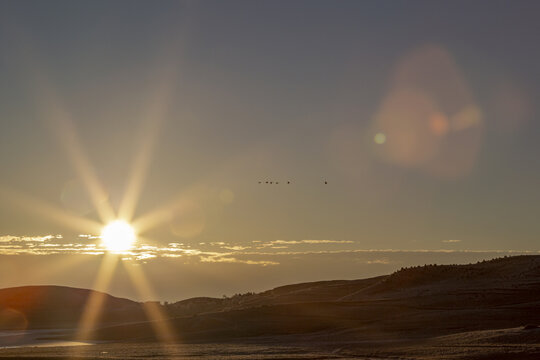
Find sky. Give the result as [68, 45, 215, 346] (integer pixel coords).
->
[0, 0, 539, 300]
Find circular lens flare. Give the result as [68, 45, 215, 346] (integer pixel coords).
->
[374, 132, 387, 144]
[101, 220, 136, 252]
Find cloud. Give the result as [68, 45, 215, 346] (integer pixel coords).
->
[0, 235, 60, 242]
[0, 234, 102, 255]
[0, 236, 17, 243]
[0, 233, 277, 265]
[1, 233, 538, 269]
[366, 259, 391, 264]
[200, 256, 278, 266]
[134, 253, 157, 261]
[222, 245, 250, 251]
[262, 239, 354, 247]
[78, 234, 100, 239]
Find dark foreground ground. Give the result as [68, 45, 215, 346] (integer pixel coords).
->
[2, 256, 540, 359]
[1, 327, 540, 360]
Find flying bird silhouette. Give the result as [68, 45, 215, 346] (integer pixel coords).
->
[257, 180, 330, 185]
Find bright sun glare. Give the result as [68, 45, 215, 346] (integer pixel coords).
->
[101, 220, 136, 252]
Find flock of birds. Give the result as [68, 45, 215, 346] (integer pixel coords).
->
[258, 181, 328, 184]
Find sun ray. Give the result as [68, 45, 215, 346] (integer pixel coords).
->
[5, 25, 194, 352]
[116, 122, 158, 223]
[76, 253, 119, 341]
[0, 186, 102, 234]
[131, 137, 276, 235]
[34, 254, 97, 284]
[5, 24, 116, 226]
[131, 195, 187, 236]
[20, 64, 117, 224]
[123, 262, 178, 344]
[43, 102, 116, 224]
[116, 77, 176, 223]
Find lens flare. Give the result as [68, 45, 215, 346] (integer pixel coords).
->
[374, 132, 387, 144]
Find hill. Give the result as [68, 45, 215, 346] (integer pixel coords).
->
[88, 255, 540, 343]
[0, 285, 145, 330]
[2, 255, 540, 347]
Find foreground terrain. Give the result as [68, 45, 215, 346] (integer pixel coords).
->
[1, 255, 540, 359]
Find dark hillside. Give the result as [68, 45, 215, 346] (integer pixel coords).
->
[0, 285, 145, 329]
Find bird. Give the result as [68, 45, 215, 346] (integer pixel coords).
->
[324, 181, 327, 184]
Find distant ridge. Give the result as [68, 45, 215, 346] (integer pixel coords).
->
[342, 254, 540, 300]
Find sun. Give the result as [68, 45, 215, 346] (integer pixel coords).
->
[101, 220, 136, 252]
